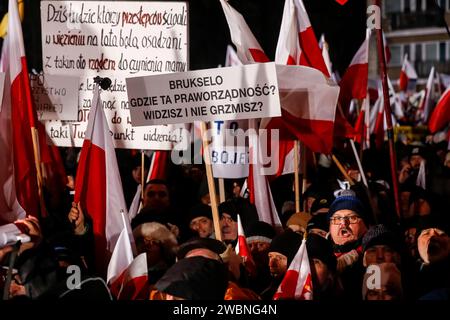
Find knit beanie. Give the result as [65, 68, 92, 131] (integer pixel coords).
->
[327, 191, 370, 227]
[362, 224, 400, 252]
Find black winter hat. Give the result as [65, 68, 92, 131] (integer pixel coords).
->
[269, 229, 303, 265]
[155, 256, 229, 300]
[176, 237, 227, 260]
[306, 234, 337, 272]
[306, 214, 329, 232]
[362, 224, 400, 252]
[310, 197, 331, 215]
[188, 203, 213, 223]
[246, 221, 276, 244]
[218, 201, 239, 222]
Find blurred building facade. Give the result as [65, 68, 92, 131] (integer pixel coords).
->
[383, 0, 450, 83]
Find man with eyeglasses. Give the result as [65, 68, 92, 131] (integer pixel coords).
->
[327, 190, 372, 300]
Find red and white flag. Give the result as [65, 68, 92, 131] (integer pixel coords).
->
[74, 85, 132, 274]
[418, 66, 436, 123]
[0, 42, 26, 224]
[260, 65, 340, 154]
[148, 151, 169, 181]
[338, 29, 371, 115]
[247, 119, 282, 227]
[276, 0, 329, 76]
[0, 0, 40, 222]
[428, 87, 450, 133]
[373, 94, 385, 149]
[398, 54, 418, 92]
[107, 210, 136, 285]
[109, 252, 149, 300]
[353, 96, 370, 149]
[235, 214, 256, 275]
[219, 0, 269, 64]
[274, 239, 313, 300]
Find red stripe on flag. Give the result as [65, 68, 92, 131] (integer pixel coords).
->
[248, 48, 270, 63]
[399, 70, 408, 92]
[338, 63, 368, 115]
[429, 88, 450, 133]
[149, 151, 169, 181]
[273, 270, 298, 299]
[74, 140, 107, 272]
[11, 58, 39, 218]
[298, 28, 330, 77]
[265, 113, 335, 154]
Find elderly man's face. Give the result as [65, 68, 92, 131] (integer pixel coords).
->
[268, 252, 288, 279]
[220, 213, 238, 241]
[329, 209, 367, 246]
[417, 228, 450, 265]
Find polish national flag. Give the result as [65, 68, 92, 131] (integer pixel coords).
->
[109, 252, 149, 300]
[398, 54, 417, 92]
[0, 43, 26, 224]
[260, 65, 340, 154]
[428, 87, 450, 133]
[354, 97, 370, 149]
[274, 239, 313, 300]
[338, 29, 371, 115]
[219, 0, 269, 64]
[418, 67, 435, 123]
[276, 0, 329, 77]
[235, 214, 256, 275]
[248, 119, 282, 227]
[74, 85, 132, 274]
[107, 210, 136, 284]
[148, 151, 169, 181]
[0, 0, 40, 221]
[373, 95, 385, 149]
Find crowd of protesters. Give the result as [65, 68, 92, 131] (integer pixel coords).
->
[1, 130, 449, 301]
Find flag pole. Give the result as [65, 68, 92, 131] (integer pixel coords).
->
[294, 140, 301, 212]
[350, 139, 368, 188]
[332, 154, 355, 186]
[300, 141, 307, 211]
[375, 0, 401, 219]
[218, 178, 226, 203]
[141, 151, 145, 200]
[200, 122, 222, 241]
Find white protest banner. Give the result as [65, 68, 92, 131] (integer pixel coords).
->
[30, 73, 79, 120]
[0, 72, 5, 112]
[126, 62, 281, 126]
[40, 1, 188, 149]
[210, 119, 249, 179]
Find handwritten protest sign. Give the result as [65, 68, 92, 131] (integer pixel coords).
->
[126, 62, 281, 126]
[40, 1, 188, 149]
[30, 73, 79, 120]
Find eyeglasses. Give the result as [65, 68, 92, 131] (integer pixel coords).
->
[330, 215, 360, 225]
